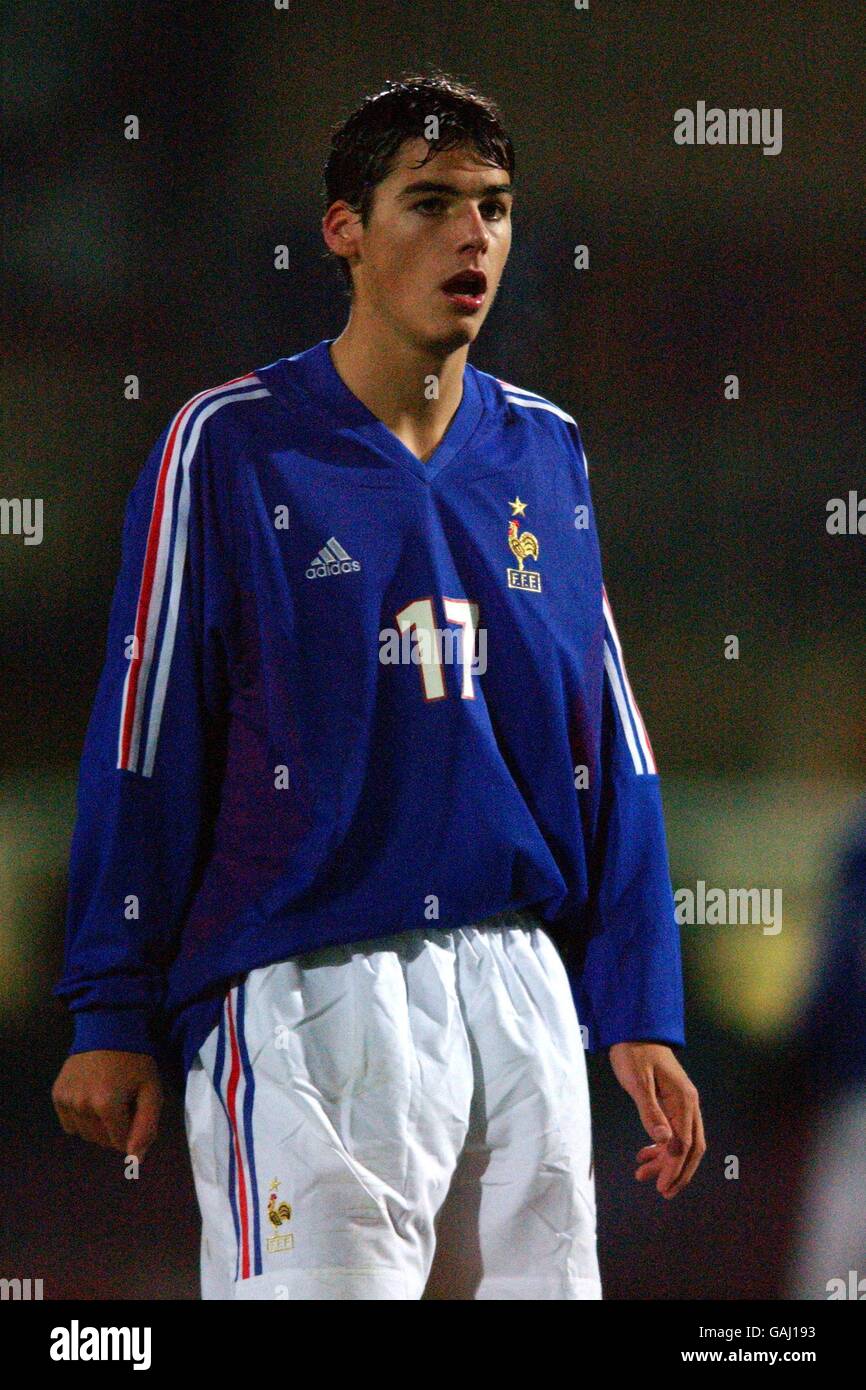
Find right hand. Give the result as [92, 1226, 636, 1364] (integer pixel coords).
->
[51, 1051, 163, 1162]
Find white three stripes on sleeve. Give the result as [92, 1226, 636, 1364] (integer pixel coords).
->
[496, 379, 589, 477]
[602, 586, 657, 775]
[116, 376, 270, 777]
[499, 380, 649, 767]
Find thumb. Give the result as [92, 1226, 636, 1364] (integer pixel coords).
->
[126, 1081, 162, 1162]
[647, 1114, 673, 1143]
[636, 1073, 673, 1144]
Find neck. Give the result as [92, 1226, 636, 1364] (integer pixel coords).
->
[329, 307, 469, 463]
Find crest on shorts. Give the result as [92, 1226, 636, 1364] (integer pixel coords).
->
[266, 1178, 294, 1253]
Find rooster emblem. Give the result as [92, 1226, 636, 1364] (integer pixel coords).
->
[507, 518, 539, 571]
[267, 1178, 292, 1228]
[505, 498, 542, 591]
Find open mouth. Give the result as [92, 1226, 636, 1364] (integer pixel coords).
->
[440, 269, 487, 310]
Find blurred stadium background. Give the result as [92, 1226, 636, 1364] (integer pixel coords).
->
[2, 1, 863, 1298]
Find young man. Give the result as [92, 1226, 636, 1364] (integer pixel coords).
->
[52, 72, 705, 1300]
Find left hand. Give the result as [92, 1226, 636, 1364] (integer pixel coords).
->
[608, 1042, 706, 1198]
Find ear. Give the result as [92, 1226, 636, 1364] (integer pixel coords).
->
[322, 201, 362, 268]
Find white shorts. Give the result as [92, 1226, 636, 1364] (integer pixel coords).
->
[183, 908, 602, 1300]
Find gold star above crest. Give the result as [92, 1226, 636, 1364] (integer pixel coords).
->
[508, 496, 528, 517]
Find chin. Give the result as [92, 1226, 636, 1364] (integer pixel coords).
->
[415, 317, 479, 356]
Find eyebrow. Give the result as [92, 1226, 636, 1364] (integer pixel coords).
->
[396, 180, 515, 201]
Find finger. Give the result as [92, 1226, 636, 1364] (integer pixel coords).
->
[659, 1108, 699, 1195]
[636, 1149, 662, 1167]
[656, 1084, 697, 1184]
[636, 1160, 664, 1182]
[81, 1084, 138, 1150]
[662, 1126, 702, 1196]
[54, 1082, 122, 1149]
[638, 1069, 674, 1144]
[636, 1143, 662, 1161]
[100, 1099, 135, 1152]
[53, 1100, 81, 1138]
[75, 1110, 115, 1148]
[126, 1082, 162, 1161]
[637, 1148, 668, 1172]
[664, 1103, 707, 1197]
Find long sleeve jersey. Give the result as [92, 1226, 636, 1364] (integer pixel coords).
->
[54, 337, 685, 1093]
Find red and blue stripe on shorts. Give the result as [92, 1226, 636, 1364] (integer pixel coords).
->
[210, 980, 262, 1281]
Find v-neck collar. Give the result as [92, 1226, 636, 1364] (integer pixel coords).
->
[289, 337, 485, 483]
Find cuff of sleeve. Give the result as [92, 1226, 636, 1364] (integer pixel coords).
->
[579, 1015, 687, 1053]
[69, 1008, 158, 1058]
[597, 1028, 686, 1052]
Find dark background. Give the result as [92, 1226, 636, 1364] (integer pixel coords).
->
[2, 0, 863, 1298]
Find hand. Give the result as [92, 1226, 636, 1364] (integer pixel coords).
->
[608, 1041, 705, 1198]
[51, 1051, 163, 1163]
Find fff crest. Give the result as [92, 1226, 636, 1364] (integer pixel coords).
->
[506, 496, 541, 592]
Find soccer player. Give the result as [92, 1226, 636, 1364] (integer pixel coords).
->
[51, 72, 705, 1300]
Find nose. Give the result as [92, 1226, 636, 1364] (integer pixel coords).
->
[457, 203, 491, 252]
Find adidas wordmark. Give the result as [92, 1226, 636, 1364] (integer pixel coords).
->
[305, 537, 361, 579]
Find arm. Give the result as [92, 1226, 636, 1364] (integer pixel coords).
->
[51, 409, 233, 1156]
[576, 581, 686, 1051]
[568, 423, 705, 1196]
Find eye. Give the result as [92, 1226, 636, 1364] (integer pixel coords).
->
[413, 196, 510, 218]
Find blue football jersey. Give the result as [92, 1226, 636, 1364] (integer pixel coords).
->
[54, 338, 685, 1089]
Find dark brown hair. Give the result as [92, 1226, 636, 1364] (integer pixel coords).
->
[322, 69, 515, 296]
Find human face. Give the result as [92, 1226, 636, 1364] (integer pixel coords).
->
[347, 138, 513, 353]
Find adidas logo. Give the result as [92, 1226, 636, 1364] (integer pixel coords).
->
[305, 536, 361, 579]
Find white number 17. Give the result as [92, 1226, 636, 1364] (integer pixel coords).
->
[395, 596, 480, 701]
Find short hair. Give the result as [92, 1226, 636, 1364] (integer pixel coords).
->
[322, 69, 515, 297]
